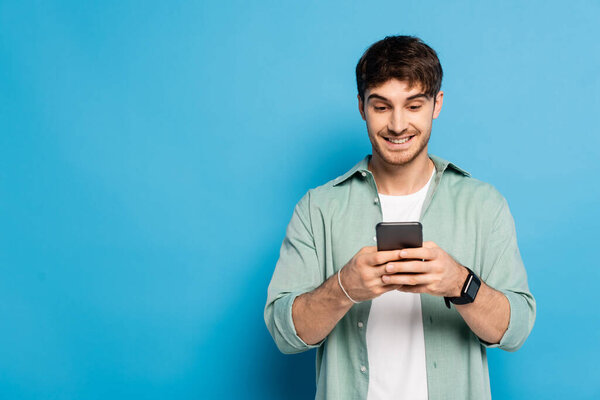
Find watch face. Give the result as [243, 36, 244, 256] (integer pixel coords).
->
[465, 275, 480, 300]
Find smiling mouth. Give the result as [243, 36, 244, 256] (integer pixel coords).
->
[384, 135, 414, 144]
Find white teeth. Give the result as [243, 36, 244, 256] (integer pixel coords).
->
[388, 137, 410, 144]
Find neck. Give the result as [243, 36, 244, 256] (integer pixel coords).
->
[368, 150, 434, 195]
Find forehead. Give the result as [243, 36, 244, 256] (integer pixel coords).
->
[365, 79, 426, 102]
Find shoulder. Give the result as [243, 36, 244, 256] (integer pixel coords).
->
[431, 154, 505, 205]
[297, 174, 351, 211]
[297, 156, 369, 210]
[441, 169, 508, 219]
[445, 171, 503, 198]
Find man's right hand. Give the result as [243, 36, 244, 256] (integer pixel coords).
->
[292, 246, 404, 345]
[339, 246, 405, 302]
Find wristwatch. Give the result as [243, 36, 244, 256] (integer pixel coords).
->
[444, 267, 481, 309]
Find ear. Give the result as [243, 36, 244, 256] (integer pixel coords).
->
[357, 94, 366, 120]
[432, 91, 444, 119]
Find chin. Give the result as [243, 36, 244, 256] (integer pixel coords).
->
[374, 146, 425, 166]
[372, 136, 429, 167]
[383, 154, 418, 166]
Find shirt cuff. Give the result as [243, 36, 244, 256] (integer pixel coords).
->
[273, 290, 325, 354]
[479, 289, 530, 352]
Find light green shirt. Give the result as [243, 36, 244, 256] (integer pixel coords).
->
[264, 154, 536, 400]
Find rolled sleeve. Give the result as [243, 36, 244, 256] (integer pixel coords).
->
[478, 196, 536, 352]
[264, 192, 324, 354]
[268, 290, 325, 354]
[480, 289, 536, 351]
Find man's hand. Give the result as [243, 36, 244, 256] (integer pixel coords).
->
[294, 242, 509, 345]
[293, 245, 405, 345]
[379, 241, 510, 344]
[339, 246, 405, 302]
[379, 241, 469, 297]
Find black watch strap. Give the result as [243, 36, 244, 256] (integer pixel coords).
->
[444, 267, 481, 309]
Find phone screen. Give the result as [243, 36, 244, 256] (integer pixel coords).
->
[376, 222, 423, 252]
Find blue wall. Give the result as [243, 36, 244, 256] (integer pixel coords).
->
[1, 1, 599, 399]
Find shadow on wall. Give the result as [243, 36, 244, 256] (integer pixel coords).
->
[255, 344, 318, 399]
[242, 125, 368, 399]
[194, 122, 369, 398]
[199, 243, 318, 399]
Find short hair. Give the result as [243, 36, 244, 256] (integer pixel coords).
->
[355, 35, 443, 101]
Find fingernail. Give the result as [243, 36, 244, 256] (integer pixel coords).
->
[400, 250, 407, 257]
[382, 275, 389, 283]
[386, 264, 394, 272]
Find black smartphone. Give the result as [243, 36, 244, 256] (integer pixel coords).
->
[376, 222, 423, 252]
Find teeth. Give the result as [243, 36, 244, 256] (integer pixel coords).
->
[389, 137, 410, 144]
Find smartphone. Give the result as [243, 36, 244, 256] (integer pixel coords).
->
[376, 222, 423, 252]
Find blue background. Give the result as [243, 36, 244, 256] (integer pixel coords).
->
[1, 1, 599, 399]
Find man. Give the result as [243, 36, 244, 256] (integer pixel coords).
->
[264, 35, 535, 400]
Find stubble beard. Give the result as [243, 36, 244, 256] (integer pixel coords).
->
[370, 128, 431, 167]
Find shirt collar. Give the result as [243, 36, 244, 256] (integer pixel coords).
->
[333, 154, 470, 187]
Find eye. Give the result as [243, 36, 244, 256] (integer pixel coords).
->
[408, 105, 422, 111]
[374, 106, 388, 112]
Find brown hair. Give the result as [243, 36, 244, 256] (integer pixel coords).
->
[356, 35, 443, 101]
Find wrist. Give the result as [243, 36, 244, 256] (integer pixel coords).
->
[445, 266, 481, 309]
[452, 265, 470, 297]
[337, 268, 360, 305]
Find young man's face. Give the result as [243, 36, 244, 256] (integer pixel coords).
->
[358, 79, 443, 167]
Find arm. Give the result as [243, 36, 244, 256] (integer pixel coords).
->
[452, 268, 511, 344]
[383, 244, 509, 344]
[291, 272, 353, 345]
[264, 193, 322, 354]
[383, 198, 536, 350]
[474, 197, 536, 350]
[264, 193, 405, 351]
[293, 247, 405, 345]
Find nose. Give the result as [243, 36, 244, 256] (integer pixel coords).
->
[388, 108, 408, 134]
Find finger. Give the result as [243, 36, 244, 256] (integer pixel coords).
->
[422, 241, 438, 249]
[359, 246, 378, 254]
[384, 260, 430, 274]
[382, 283, 404, 291]
[381, 273, 433, 286]
[397, 284, 428, 293]
[365, 249, 403, 266]
[361, 263, 390, 281]
[399, 246, 436, 261]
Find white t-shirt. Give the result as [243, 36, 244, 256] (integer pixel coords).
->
[366, 168, 435, 400]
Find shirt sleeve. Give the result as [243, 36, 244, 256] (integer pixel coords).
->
[478, 195, 536, 352]
[264, 191, 325, 354]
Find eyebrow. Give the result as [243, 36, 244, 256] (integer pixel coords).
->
[367, 93, 429, 102]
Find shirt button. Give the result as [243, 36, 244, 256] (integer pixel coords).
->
[360, 365, 367, 373]
[361, 171, 366, 177]
[373, 197, 379, 204]
[357, 321, 364, 328]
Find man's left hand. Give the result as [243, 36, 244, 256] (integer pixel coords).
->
[380, 241, 469, 298]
